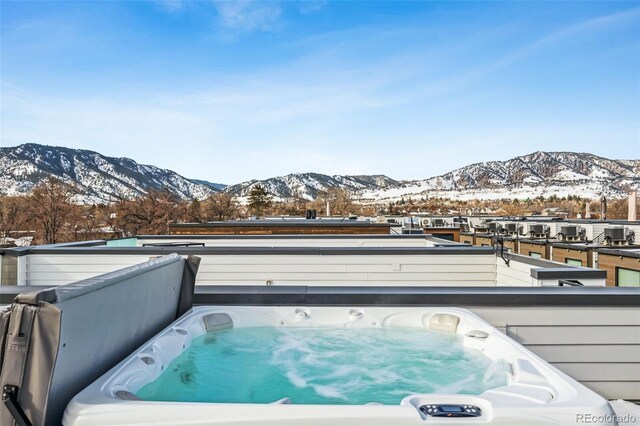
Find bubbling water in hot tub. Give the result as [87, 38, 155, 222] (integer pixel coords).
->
[136, 327, 507, 405]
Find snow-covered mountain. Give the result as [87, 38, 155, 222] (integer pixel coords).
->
[189, 179, 227, 191]
[1, 145, 637, 204]
[0, 144, 217, 203]
[226, 152, 639, 202]
[357, 152, 640, 202]
[225, 173, 399, 201]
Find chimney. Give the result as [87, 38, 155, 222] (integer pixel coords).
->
[629, 192, 637, 221]
[600, 195, 607, 220]
[585, 202, 591, 219]
[326, 199, 331, 217]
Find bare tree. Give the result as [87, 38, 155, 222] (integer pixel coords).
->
[286, 187, 308, 215]
[116, 190, 183, 235]
[26, 177, 79, 244]
[205, 193, 239, 221]
[75, 204, 114, 241]
[330, 188, 356, 215]
[0, 196, 22, 238]
[0, 196, 30, 246]
[312, 188, 355, 216]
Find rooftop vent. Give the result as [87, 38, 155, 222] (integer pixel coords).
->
[504, 223, 517, 234]
[561, 225, 578, 237]
[604, 227, 626, 243]
[530, 224, 544, 235]
[559, 225, 585, 242]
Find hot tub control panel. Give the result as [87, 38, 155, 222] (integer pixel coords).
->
[419, 404, 482, 418]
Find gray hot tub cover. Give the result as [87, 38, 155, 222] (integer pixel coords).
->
[0, 253, 200, 426]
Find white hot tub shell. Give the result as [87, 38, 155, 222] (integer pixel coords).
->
[63, 306, 616, 425]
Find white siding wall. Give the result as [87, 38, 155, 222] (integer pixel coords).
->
[495, 258, 536, 286]
[20, 252, 606, 287]
[467, 217, 485, 228]
[196, 254, 496, 286]
[23, 254, 153, 286]
[519, 222, 532, 235]
[17, 255, 28, 286]
[23, 253, 498, 287]
[470, 306, 640, 400]
[545, 222, 560, 236]
[585, 223, 609, 241]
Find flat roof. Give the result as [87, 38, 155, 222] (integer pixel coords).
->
[422, 226, 459, 230]
[596, 247, 640, 258]
[552, 242, 640, 250]
[1, 245, 495, 257]
[518, 238, 554, 245]
[138, 234, 430, 240]
[169, 220, 391, 227]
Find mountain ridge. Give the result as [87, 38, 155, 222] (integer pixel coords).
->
[0, 143, 217, 203]
[1, 144, 638, 203]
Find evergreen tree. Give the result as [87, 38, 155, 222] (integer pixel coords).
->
[186, 198, 203, 223]
[248, 184, 272, 216]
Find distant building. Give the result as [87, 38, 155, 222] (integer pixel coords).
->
[595, 248, 640, 287]
[168, 219, 392, 235]
[541, 207, 570, 218]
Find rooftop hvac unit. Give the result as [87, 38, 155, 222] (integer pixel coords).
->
[604, 227, 625, 242]
[421, 218, 430, 228]
[505, 223, 517, 233]
[488, 222, 498, 232]
[433, 218, 444, 227]
[530, 224, 544, 235]
[561, 226, 578, 237]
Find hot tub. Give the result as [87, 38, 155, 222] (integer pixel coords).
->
[63, 306, 615, 425]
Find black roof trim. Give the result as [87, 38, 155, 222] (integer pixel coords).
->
[4, 285, 638, 306]
[519, 238, 554, 245]
[596, 248, 640, 259]
[550, 242, 596, 250]
[530, 268, 607, 280]
[505, 252, 560, 268]
[190, 285, 640, 307]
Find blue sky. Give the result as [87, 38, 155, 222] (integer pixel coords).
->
[1, 1, 639, 183]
